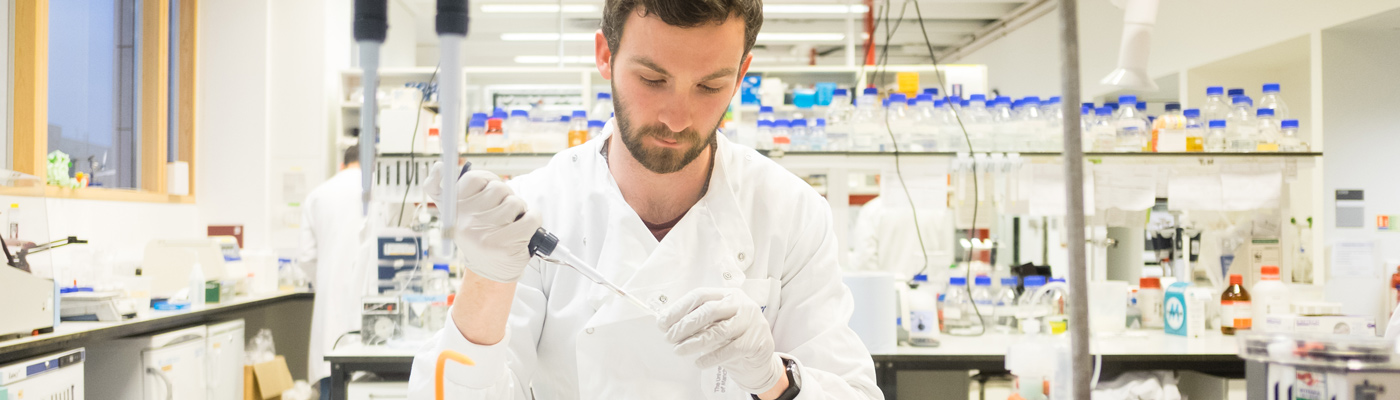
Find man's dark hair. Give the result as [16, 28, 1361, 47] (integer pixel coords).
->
[601, 0, 763, 58]
[343, 145, 359, 165]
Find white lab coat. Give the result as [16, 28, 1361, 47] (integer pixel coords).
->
[299, 168, 370, 382]
[406, 120, 880, 399]
[851, 196, 954, 280]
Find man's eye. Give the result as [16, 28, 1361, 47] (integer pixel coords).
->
[699, 85, 722, 94]
[641, 77, 665, 86]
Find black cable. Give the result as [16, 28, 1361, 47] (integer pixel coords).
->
[870, 1, 931, 283]
[396, 65, 441, 226]
[332, 330, 362, 350]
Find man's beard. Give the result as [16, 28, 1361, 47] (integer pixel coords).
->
[614, 91, 719, 174]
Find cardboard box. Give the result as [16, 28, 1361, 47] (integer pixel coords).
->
[245, 355, 294, 400]
[1260, 315, 1377, 335]
[1165, 282, 1206, 338]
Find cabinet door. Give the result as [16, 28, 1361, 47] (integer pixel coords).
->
[348, 382, 409, 400]
[143, 340, 207, 400]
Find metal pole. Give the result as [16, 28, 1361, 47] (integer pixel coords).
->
[1056, 0, 1091, 399]
[354, 0, 388, 215]
[557, 0, 565, 68]
[844, 0, 856, 67]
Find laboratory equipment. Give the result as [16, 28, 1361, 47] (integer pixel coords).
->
[972, 276, 995, 327]
[1164, 282, 1207, 338]
[1252, 265, 1290, 325]
[1221, 274, 1252, 335]
[0, 258, 55, 340]
[362, 296, 403, 346]
[60, 289, 138, 321]
[1238, 332, 1400, 400]
[1100, 0, 1161, 91]
[1139, 277, 1164, 329]
[906, 274, 940, 347]
[772, 119, 791, 152]
[141, 239, 227, 298]
[942, 276, 975, 334]
[1227, 96, 1258, 152]
[587, 120, 605, 140]
[1255, 108, 1280, 151]
[1205, 120, 1228, 152]
[1278, 119, 1307, 151]
[567, 110, 589, 148]
[485, 118, 506, 153]
[1202, 86, 1231, 122]
[1183, 109, 1204, 152]
[86, 325, 209, 400]
[206, 320, 245, 400]
[1257, 83, 1290, 118]
[994, 276, 1020, 334]
[0, 348, 85, 399]
[590, 92, 614, 120]
[1113, 95, 1149, 152]
[376, 230, 423, 294]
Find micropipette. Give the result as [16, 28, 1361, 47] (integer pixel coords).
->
[457, 164, 661, 318]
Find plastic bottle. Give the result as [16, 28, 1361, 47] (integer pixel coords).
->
[1227, 88, 1245, 99]
[850, 88, 881, 151]
[758, 105, 776, 124]
[466, 117, 487, 153]
[567, 110, 589, 148]
[908, 274, 941, 347]
[587, 120, 605, 140]
[790, 119, 809, 151]
[1220, 274, 1252, 335]
[1047, 277, 1068, 316]
[772, 119, 792, 151]
[591, 92, 614, 120]
[1018, 96, 1046, 152]
[755, 120, 774, 151]
[189, 259, 206, 309]
[485, 118, 506, 153]
[1254, 108, 1280, 152]
[1183, 109, 1205, 152]
[1205, 120, 1228, 152]
[941, 276, 975, 334]
[1091, 107, 1117, 152]
[824, 89, 853, 151]
[1277, 119, 1307, 152]
[1019, 276, 1047, 334]
[884, 93, 912, 151]
[505, 110, 532, 152]
[810, 119, 827, 151]
[1139, 277, 1164, 329]
[1202, 86, 1232, 122]
[972, 276, 995, 326]
[1226, 96, 1257, 152]
[1113, 95, 1149, 152]
[1257, 83, 1290, 119]
[994, 276, 1020, 334]
[1148, 103, 1184, 152]
[1251, 266, 1290, 324]
[7, 203, 19, 240]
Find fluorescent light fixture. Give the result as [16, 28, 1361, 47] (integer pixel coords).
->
[756, 33, 845, 42]
[501, 33, 595, 42]
[480, 4, 599, 13]
[763, 4, 869, 14]
[514, 55, 596, 64]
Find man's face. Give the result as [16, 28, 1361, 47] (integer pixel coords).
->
[596, 9, 752, 174]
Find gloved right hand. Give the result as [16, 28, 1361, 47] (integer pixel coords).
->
[424, 162, 542, 283]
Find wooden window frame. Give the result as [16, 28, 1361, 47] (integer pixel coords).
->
[13, 0, 197, 204]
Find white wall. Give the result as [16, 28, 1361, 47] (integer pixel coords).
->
[958, 0, 1400, 97]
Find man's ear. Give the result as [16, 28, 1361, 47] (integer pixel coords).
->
[596, 30, 612, 80]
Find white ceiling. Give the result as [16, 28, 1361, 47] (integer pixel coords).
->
[397, 0, 1036, 67]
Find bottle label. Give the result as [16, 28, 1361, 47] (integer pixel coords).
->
[1221, 300, 1234, 328]
[909, 310, 937, 334]
[1234, 302, 1252, 329]
[1257, 143, 1280, 152]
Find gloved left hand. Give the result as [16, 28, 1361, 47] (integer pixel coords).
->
[657, 287, 784, 394]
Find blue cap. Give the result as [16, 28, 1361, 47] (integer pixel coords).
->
[1263, 83, 1280, 93]
[757, 120, 773, 128]
[907, 99, 918, 106]
[863, 87, 878, 95]
[1183, 109, 1200, 118]
[774, 120, 790, 128]
[510, 110, 529, 117]
[1082, 102, 1095, 109]
[759, 106, 774, 113]
[1118, 94, 1137, 105]
[493, 110, 508, 119]
[961, 100, 970, 107]
[1001, 276, 1019, 286]
[588, 120, 604, 128]
[834, 88, 849, 96]
[1257, 108, 1274, 117]
[1228, 88, 1244, 97]
[950, 276, 967, 286]
[1232, 96, 1253, 106]
[1165, 102, 1181, 111]
[913, 274, 929, 282]
[1281, 119, 1299, 128]
[815, 118, 825, 126]
[792, 119, 808, 127]
[969, 94, 986, 101]
[1122, 126, 1140, 131]
[882, 99, 891, 107]
[596, 92, 611, 100]
[916, 94, 933, 102]
[934, 99, 946, 107]
[1023, 96, 1041, 103]
[1081, 106, 1092, 115]
[1209, 119, 1226, 128]
[472, 112, 488, 120]
[572, 110, 587, 118]
[1207, 86, 1224, 96]
[1024, 276, 1046, 286]
[1106, 102, 1119, 110]
[433, 263, 449, 272]
[923, 88, 939, 95]
[1048, 96, 1061, 104]
[974, 276, 991, 286]
[559, 115, 572, 122]
[1051, 277, 1066, 283]
[888, 93, 907, 102]
[469, 118, 485, 128]
[1136, 101, 1146, 110]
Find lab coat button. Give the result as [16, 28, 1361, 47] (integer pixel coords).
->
[723, 272, 733, 280]
[572, 155, 579, 162]
[737, 252, 746, 261]
[658, 295, 668, 304]
[586, 327, 595, 334]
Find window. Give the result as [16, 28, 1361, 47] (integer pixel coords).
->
[47, 0, 140, 188]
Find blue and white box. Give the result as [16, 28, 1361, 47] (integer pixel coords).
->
[1164, 282, 1206, 337]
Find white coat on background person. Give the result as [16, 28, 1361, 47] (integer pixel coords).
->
[851, 195, 955, 280]
[406, 122, 879, 399]
[299, 145, 371, 385]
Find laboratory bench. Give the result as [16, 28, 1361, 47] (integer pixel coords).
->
[323, 330, 1245, 400]
[0, 290, 314, 366]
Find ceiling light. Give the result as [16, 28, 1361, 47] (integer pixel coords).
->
[514, 55, 596, 64]
[756, 33, 845, 42]
[763, 4, 869, 14]
[501, 33, 595, 42]
[480, 4, 599, 13]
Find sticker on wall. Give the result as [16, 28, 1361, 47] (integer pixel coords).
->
[1380, 215, 1395, 232]
[1336, 190, 1365, 228]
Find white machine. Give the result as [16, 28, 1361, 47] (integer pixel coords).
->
[0, 348, 85, 399]
[206, 320, 245, 400]
[60, 290, 139, 321]
[0, 264, 54, 340]
[86, 325, 208, 400]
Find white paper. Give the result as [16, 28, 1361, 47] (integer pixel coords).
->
[1221, 170, 1283, 211]
[1029, 163, 1095, 217]
[1332, 241, 1377, 279]
[1093, 165, 1158, 211]
[1167, 166, 1222, 211]
[880, 164, 949, 211]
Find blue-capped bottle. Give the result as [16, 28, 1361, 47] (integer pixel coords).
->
[1277, 119, 1308, 152]
[1205, 120, 1228, 152]
[994, 276, 1021, 333]
[1112, 95, 1149, 152]
[1257, 83, 1290, 119]
[824, 89, 853, 151]
[941, 276, 975, 334]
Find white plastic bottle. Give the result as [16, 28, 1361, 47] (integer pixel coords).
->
[772, 119, 792, 151]
[971, 276, 995, 327]
[505, 110, 532, 152]
[466, 116, 487, 153]
[790, 119, 810, 151]
[1277, 119, 1308, 152]
[1255, 108, 1280, 152]
[1205, 120, 1228, 152]
[1112, 95, 1149, 152]
[1251, 265, 1290, 325]
[587, 120, 605, 140]
[907, 274, 941, 347]
[755, 120, 774, 151]
[994, 276, 1020, 334]
[591, 92, 614, 120]
[1257, 83, 1290, 119]
[1091, 107, 1117, 152]
[884, 93, 912, 151]
[189, 260, 206, 310]
[850, 88, 882, 151]
[824, 89, 853, 151]
[941, 276, 975, 334]
[1226, 96, 1257, 152]
[810, 119, 827, 151]
[1138, 277, 1164, 329]
[1202, 86, 1231, 122]
[422, 263, 452, 331]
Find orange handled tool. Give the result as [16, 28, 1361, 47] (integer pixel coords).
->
[435, 350, 475, 400]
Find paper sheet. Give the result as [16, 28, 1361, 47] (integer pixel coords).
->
[1332, 240, 1377, 279]
[1093, 165, 1158, 211]
[1167, 166, 1222, 211]
[880, 163, 949, 211]
[1221, 170, 1283, 211]
[1028, 163, 1095, 217]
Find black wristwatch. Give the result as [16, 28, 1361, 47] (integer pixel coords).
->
[752, 357, 801, 400]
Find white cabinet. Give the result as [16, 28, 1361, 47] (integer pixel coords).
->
[207, 320, 245, 400]
[87, 325, 208, 400]
[348, 381, 409, 400]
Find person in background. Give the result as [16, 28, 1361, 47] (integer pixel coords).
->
[299, 145, 369, 400]
[851, 175, 955, 281]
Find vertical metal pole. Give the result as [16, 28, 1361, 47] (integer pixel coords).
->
[435, 0, 469, 260]
[359, 44, 379, 215]
[557, 0, 565, 68]
[1056, 0, 1091, 399]
[844, 0, 856, 67]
